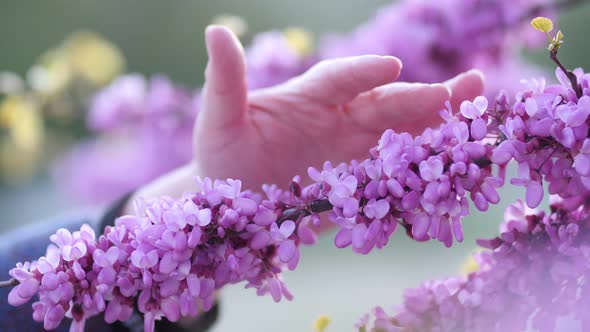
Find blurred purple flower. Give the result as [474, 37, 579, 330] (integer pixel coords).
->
[359, 198, 590, 332]
[55, 75, 197, 203]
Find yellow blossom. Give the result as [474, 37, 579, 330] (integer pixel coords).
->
[461, 256, 479, 275]
[284, 27, 314, 57]
[212, 14, 248, 38]
[64, 31, 125, 85]
[0, 95, 44, 183]
[313, 314, 332, 332]
[0, 95, 43, 151]
[460, 249, 484, 275]
[28, 31, 125, 96]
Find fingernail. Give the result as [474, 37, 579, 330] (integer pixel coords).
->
[465, 69, 485, 80]
[383, 55, 403, 71]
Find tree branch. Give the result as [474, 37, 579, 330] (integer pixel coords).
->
[550, 49, 583, 98]
[0, 278, 18, 288]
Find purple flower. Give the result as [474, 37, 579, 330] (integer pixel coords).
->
[460, 96, 488, 120]
[55, 74, 197, 204]
[88, 74, 147, 131]
[360, 198, 590, 332]
[245, 31, 311, 90]
[7, 262, 39, 306]
[320, 0, 551, 95]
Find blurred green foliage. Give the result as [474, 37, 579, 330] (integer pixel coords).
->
[0, 0, 396, 86]
[2, 1, 589, 84]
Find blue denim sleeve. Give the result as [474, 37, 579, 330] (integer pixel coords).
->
[0, 212, 111, 332]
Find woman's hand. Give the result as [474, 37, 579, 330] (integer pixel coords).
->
[128, 25, 484, 210]
[196, 26, 484, 189]
[121, 25, 485, 329]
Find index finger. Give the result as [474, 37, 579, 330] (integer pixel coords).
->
[281, 55, 403, 105]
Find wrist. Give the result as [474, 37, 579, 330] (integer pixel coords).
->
[123, 162, 201, 215]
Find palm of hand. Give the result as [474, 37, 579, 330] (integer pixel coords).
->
[195, 26, 484, 190]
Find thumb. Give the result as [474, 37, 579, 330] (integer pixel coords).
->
[198, 25, 248, 131]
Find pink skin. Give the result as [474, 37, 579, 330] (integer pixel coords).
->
[195, 25, 484, 190]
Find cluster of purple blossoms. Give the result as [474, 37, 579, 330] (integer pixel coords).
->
[303, 67, 590, 250]
[56, 0, 559, 204]
[304, 94, 499, 249]
[87, 74, 198, 133]
[358, 197, 590, 332]
[8, 177, 319, 332]
[7, 225, 114, 332]
[494, 68, 590, 205]
[55, 75, 198, 203]
[12, 66, 590, 331]
[244, 31, 314, 90]
[320, 0, 553, 88]
[353, 65, 590, 331]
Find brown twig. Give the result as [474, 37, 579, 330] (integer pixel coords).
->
[276, 199, 333, 224]
[0, 278, 18, 288]
[550, 49, 583, 98]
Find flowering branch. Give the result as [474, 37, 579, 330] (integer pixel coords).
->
[7, 58, 590, 331]
[5, 9, 590, 332]
[357, 17, 590, 331]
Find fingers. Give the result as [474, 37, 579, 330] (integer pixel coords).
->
[444, 69, 485, 111]
[347, 82, 451, 134]
[198, 25, 248, 130]
[285, 55, 402, 105]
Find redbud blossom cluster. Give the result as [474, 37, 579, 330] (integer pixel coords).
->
[358, 197, 590, 332]
[9, 66, 590, 331]
[308, 67, 590, 250]
[356, 65, 590, 332]
[7, 178, 318, 332]
[320, 0, 553, 84]
[56, 75, 198, 203]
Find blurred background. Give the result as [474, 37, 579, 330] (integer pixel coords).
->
[1, 0, 590, 331]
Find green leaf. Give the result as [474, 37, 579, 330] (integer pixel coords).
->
[556, 30, 564, 43]
[531, 17, 554, 33]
